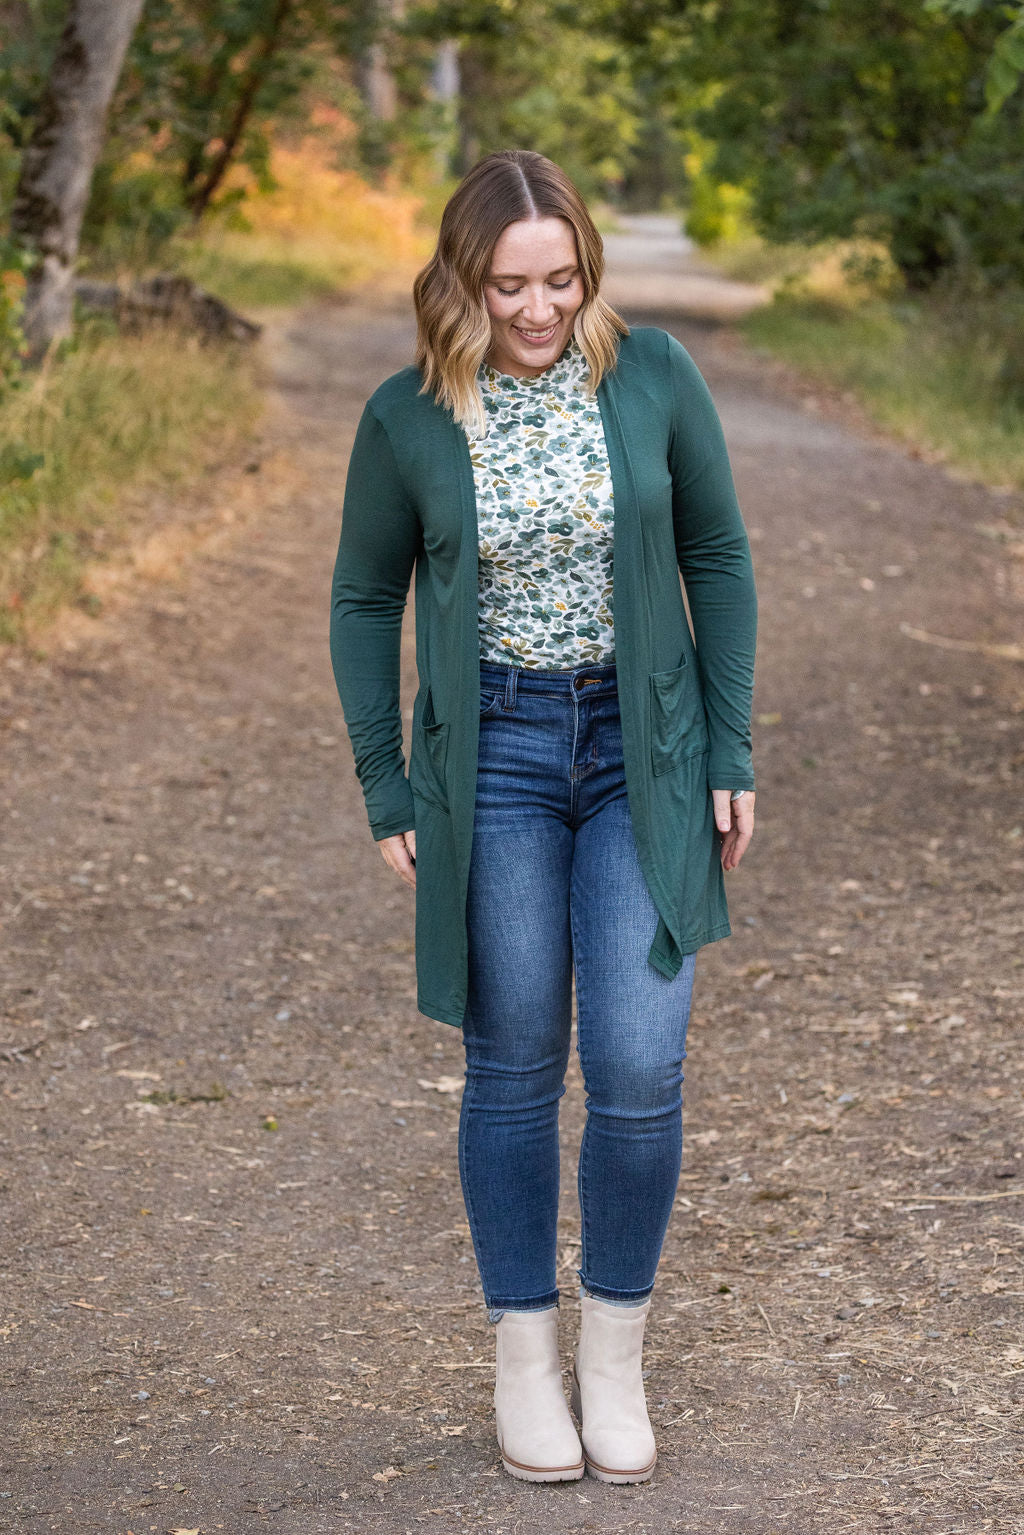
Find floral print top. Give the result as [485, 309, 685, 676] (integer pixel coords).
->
[471, 337, 616, 669]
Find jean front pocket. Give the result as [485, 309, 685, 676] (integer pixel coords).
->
[480, 687, 504, 719]
[649, 658, 709, 776]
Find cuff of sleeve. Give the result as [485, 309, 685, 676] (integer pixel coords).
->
[367, 779, 416, 842]
[707, 756, 755, 794]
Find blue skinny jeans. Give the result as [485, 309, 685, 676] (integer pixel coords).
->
[458, 658, 697, 1323]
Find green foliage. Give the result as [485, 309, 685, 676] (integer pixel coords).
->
[173, 239, 344, 308]
[405, 0, 647, 197]
[988, 10, 1024, 111]
[108, 0, 315, 219]
[0, 0, 68, 139]
[985, 9, 1024, 112]
[684, 176, 751, 247]
[79, 159, 193, 273]
[0, 3, 59, 384]
[682, 136, 755, 246]
[0, 237, 31, 398]
[73, 0, 370, 262]
[675, 0, 1024, 289]
[926, 0, 1024, 113]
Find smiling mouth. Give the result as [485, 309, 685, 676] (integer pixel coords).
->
[513, 322, 559, 344]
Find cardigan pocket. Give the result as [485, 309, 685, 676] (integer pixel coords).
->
[411, 686, 451, 812]
[649, 659, 709, 776]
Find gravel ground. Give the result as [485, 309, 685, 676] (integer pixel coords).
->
[1, 238, 1023, 1534]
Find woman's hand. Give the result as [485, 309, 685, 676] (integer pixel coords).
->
[379, 828, 417, 889]
[712, 789, 754, 873]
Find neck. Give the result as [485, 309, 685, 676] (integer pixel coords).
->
[484, 337, 575, 379]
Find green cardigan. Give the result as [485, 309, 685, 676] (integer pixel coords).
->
[329, 325, 757, 1028]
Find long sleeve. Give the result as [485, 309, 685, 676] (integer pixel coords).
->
[666, 333, 757, 790]
[329, 402, 422, 840]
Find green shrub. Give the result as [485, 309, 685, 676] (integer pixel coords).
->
[0, 237, 31, 397]
[684, 172, 754, 248]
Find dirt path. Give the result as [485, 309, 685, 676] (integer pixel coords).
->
[601, 212, 769, 321]
[2, 232, 1023, 1534]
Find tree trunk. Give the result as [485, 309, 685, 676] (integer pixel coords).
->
[9, 0, 146, 361]
[454, 44, 486, 178]
[184, 0, 295, 223]
[355, 0, 405, 123]
[431, 38, 460, 107]
[356, 43, 399, 123]
[429, 39, 460, 179]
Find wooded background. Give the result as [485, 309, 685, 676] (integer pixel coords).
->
[2, 0, 1024, 642]
[3, 0, 1024, 355]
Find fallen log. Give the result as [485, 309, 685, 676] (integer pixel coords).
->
[73, 273, 262, 343]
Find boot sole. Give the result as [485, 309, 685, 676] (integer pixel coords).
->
[569, 1362, 658, 1483]
[499, 1448, 585, 1482]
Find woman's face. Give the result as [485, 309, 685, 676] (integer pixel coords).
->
[482, 216, 584, 378]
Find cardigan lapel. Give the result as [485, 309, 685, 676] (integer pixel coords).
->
[596, 368, 653, 738]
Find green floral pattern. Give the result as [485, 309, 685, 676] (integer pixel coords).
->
[471, 337, 616, 668]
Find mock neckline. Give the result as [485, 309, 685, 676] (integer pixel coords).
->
[479, 336, 587, 395]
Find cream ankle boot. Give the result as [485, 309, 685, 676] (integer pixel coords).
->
[493, 1307, 585, 1481]
[569, 1293, 657, 1483]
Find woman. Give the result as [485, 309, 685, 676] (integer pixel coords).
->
[329, 149, 757, 1485]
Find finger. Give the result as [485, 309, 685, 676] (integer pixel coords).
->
[724, 825, 754, 871]
[735, 802, 755, 835]
[379, 833, 416, 890]
[728, 796, 755, 866]
[721, 810, 754, 867]
[391, 844, 416, 889]
[711, 787, 733, 835]
[386, 854, 415, 890]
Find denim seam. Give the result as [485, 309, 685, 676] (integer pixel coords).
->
[568, 685, 580, 821]
[457, 1065, 495, 1307]
[568, 879, 592, 1297]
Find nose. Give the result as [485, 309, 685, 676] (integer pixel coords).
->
[520, 284, 558, 322]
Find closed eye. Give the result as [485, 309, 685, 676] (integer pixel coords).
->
[494, 277, 577, 297]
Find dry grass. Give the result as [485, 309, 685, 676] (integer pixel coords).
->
[173, 131, 434, 310]
[740, 291, 1024, 493]
[1, 123, 436, 649]
[0, 322, 264, 646]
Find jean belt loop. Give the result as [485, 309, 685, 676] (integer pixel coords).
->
[505, 664, 518, 712]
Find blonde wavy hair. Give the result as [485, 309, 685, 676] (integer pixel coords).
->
[413, 149, 629, 438]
